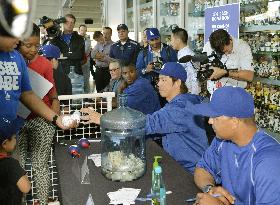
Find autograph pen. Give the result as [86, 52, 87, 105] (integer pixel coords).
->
[185, 193, 222, 202]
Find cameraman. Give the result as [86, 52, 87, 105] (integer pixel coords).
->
[203, 29, 254, 94]
[51, 14, 85, 76]
[136, 28, 177, 84]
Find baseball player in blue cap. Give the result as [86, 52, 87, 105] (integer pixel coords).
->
[81, 62, 209, 173]
[0, 117, 31, 204]
[193, 86, 280, 205]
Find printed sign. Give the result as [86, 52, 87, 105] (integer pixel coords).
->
[204, 3, 240, 44]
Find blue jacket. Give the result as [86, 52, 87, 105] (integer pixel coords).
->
[123, 78, 160, 114]
[146, 93, 208, 173]
[136, 44, 177, 82]
[109, 39, 140, 65]
[197, 130, 280, 205]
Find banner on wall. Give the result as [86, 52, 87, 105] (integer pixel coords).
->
[204, 3, 240, 44]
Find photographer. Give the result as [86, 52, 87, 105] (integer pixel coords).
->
[136, 28, 177, 85]
[203, 29, 254, 94]
[51, 14, 85, 76]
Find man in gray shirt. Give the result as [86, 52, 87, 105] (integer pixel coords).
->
[91, 28, 114, 92]
[79, 24, 92, 93]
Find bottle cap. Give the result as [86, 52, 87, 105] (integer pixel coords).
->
[153, 156, 162, 169]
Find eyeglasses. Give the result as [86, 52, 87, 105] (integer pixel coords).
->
[109, 68, 119, 72]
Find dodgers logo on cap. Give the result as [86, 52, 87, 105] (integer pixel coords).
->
[146, 28, 160, 41]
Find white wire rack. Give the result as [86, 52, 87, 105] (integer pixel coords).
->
[25, 92, 115, 204]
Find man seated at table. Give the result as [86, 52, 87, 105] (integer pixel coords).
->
[192, 86, 280, 205]
[80, 62, 209, 173]
[117, 63, 161, 114]
[102, 60, 122, 95]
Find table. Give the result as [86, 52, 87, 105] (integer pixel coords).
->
[54, 139, 199, 205]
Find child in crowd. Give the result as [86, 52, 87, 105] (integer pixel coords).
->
[39, 44, 72, 99]
[0, 117, 31, 205]
[16, 23, 60, 205]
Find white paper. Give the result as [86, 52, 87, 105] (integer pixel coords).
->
[107, 188, 141, 205]
[17, 68, 53, 119]
[88, 154, 101, 167]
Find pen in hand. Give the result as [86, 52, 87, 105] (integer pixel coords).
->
[185, 193, 222, 202]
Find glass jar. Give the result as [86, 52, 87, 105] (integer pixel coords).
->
[100, 94, 146, 182]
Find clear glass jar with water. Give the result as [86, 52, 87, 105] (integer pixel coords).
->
[100, 94, 146, 182]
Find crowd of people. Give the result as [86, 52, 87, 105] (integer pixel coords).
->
[1, 1, 280, 205]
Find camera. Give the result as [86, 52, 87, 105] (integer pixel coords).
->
[39, 16, 66, 38]
[151, 57, 164, 71]
[179, 51, 227, 82]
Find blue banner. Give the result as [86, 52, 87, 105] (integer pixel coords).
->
[204, 3, 240, 44]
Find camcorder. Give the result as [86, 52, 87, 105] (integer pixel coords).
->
[39, 16, 66, 38]
[179, 51, 227, 82]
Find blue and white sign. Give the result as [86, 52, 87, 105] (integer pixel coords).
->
[204, 3, 240, 44]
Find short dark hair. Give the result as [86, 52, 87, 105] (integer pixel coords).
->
[93, 31, 103, 39]
[120, 61, 135, 69]
[171, 77, 188, 94]
[65, 13, 76, 23]
[209, 29, 231, 54]
[171, 28, 188, 44]
[79, 24, 87, 29]
[103, 27, 112, 34]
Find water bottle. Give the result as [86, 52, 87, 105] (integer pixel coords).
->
[151, 166, 166, 205]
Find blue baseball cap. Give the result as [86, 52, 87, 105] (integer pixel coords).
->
[158, 62, 187, 82]
[39, 44, 61, 59]
[194, 86, 255, 118]
[146, 28, 160, 41]
[0, 117, 23, 144]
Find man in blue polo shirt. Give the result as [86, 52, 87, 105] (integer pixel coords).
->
[81, 62, 209, 173]
[193, 86, 280, 205]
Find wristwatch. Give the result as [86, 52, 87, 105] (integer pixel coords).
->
[202, 184, 214, 193]
[52, 115, 59, 126]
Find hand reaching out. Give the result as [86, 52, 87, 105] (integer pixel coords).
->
[80, 107, 101, 125]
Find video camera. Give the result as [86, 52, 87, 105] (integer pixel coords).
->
[179, 51, 227, 82]
[39, 16, 66, 38]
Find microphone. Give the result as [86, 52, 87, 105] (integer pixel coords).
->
[178, 53, 209, 64]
